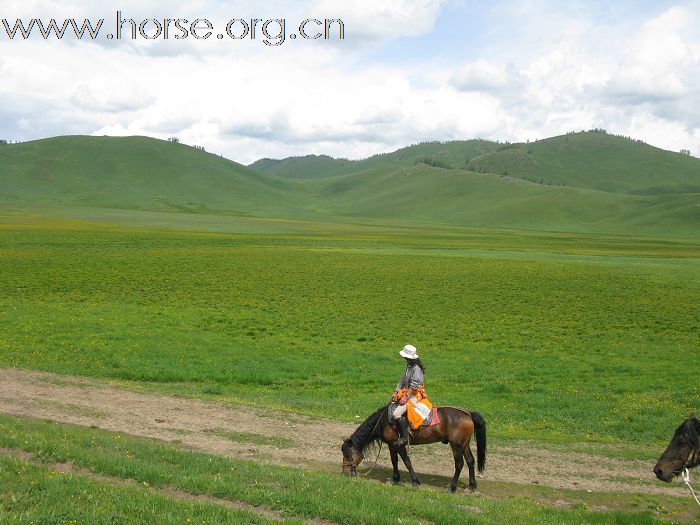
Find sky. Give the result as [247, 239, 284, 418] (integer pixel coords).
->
[1, 0, 700, 164]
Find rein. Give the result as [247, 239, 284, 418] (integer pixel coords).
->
[359, 442, 383, 477]
[683, 468, 700, 507]
[348, 411, 385, 477]
[683, 448, 700, 507]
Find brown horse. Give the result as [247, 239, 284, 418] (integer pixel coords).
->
[341, 404, 486, 492]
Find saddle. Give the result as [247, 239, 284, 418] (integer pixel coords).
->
[389, 404, 441, 428]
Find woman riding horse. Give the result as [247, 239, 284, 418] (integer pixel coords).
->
[391, 344, 432, 445]
[341, 344, 487, 492]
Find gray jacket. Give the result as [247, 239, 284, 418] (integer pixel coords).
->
[395, 363, 424, 391]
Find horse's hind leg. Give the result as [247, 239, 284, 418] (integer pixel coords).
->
[464, 445, 476, 491]
[449, 442, 465, 493]
[397, 445, 420, 486]
[388, 444, 400, 484]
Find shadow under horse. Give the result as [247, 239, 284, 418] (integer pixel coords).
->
[341, 404, 486, 492]
[654, 415, 699, 482]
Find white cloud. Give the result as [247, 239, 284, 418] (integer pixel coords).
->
[445, 3, 700, 154]
[311, 0, 447, 41]
[2, 0, 700, 161]
[451, 59, 510, 92]
[600, 6, 696, 104]
[71, 82, 155, 113]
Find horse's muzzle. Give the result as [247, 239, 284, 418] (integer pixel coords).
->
[654, 464, 678, 482]
[342, 462, 357, 477]
[654, 466, 669, 482]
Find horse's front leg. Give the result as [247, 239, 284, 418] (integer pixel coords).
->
[398, 445, 420, 486]
[388, 444, 400, 484]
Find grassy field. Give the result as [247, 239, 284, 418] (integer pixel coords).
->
[0, 454, 285, 525]
[0, 220, 697, 445]
[1, 132, 698, 522]
[0, 414, 683, 524]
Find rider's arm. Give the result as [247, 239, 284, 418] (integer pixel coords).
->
[408, 367, 423, 398]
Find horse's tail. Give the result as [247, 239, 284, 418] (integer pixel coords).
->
[471, 411, 486, 473]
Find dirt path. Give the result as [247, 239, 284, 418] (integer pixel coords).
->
[0, 368, 687, 499]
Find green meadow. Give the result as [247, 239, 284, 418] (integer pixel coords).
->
[1, 132, 699, 523]
[1, 221, 697, 444]
[0, 414, 679, 524]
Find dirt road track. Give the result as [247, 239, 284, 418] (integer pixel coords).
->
[0, 368, 687, 498]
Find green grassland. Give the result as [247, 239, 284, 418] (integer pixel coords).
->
[0, 414, 684, 524]
[0, 132, 699, 523]
[0, 221, 697, 445]
[0, 455, 285, 525]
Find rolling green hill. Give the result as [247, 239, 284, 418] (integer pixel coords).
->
[253, 131, 700, 195]
[250, 154, 356, 179]
[0, 135, 310, 217]
[1, 132, 699, 236]
[466, 132, 700, 195]
[309, 162, 699, 235]
[250, 140, 502, 179]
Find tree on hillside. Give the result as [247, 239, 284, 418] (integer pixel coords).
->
[167, 137, 180, 144]
[416, 157, 450, 169]
[680, 149, 691, 156]
[0, 139, 8, 145]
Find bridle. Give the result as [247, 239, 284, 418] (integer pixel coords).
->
[342, 456, 358, 476]
[681, 440, 700, 507]
[686, 446, 699, 469]
[343, 443, 383, 477]
[343, 413, 385, 477]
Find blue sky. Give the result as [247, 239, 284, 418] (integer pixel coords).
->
[1, 0, 699, 163]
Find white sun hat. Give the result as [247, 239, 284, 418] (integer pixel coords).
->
[399, 344, 419, 359]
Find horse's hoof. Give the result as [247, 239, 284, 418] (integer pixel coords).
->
[448, 485, 457, 493]
[412, 480, 421, 487]
[391, 477, 400, 485]
[468, 484, 477, 493]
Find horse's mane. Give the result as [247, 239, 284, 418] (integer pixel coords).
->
[349, 404, 387, 454]
[682, 416, 699, 449]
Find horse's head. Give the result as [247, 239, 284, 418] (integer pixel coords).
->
[341, 437, 364, 476]
[654, 415, 700, 482]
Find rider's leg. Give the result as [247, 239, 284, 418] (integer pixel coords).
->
[392, 404, 407, 419]
[392, 403, 410, 446]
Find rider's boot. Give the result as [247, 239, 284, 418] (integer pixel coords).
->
[397, 416, 410, 446]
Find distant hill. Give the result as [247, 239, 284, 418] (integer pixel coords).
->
[1, 132, 698, 236]
[253, 132, 700, 195]
[249, 155, 355, 179]
[307, 162, 698, 235]
[465, 132, 700, 195]
[250, 140, 502, 179]
[0, 135, 308, 217]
